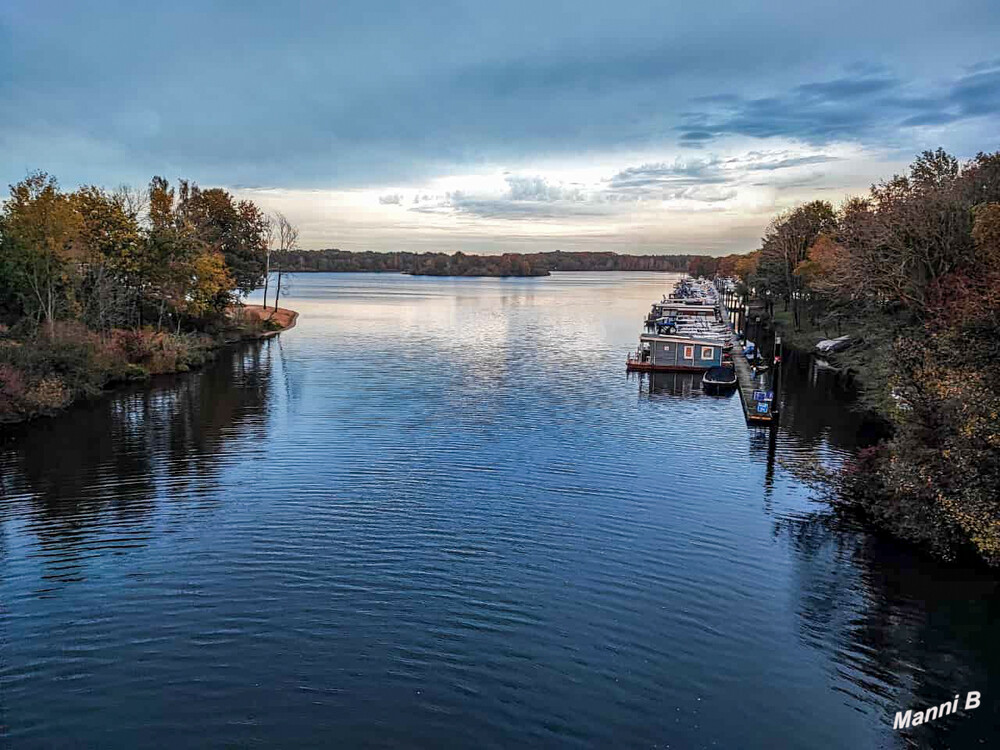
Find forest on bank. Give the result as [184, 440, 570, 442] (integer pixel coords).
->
[279, 248, 711, 275]
[0, 173, 294, 422]
[714, 149, 1000, 567]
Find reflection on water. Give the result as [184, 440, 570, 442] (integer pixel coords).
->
[777, 513, 999, 750]
[2, 343, 275, 587]
[0, 272, 995, 748]
[635, 370, 740, 400]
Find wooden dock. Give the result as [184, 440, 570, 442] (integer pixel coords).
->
[719, 300, 777, 427]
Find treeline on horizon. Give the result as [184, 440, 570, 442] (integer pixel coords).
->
[0, 172, 291, 421]
[716, 149, 1000, 567]
[279, 248, 714, 276]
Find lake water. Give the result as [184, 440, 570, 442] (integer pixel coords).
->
[1, 272, 996, 748]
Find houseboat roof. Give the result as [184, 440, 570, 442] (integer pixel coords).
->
[654, 299, 718, 307]
[639, 333, 725, 347]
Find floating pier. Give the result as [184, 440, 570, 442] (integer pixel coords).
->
[719, 300, 778, 427]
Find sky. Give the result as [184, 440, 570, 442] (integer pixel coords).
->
[2, 0, 999, 255]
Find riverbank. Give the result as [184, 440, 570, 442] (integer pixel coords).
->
[745, 304, 862, 385]
[227, 305, 299, 338]
[0, 306, 298, 425]
[767, 308, 839, 352]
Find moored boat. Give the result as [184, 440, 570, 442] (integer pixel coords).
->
[629, 275, 734, 372]
[627, 333, 725, 372]
[701, 364, 737, 390]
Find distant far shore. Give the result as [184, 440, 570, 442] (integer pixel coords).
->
[275, 249, 717, 277]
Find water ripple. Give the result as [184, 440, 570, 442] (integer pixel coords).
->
[1, 273, 995, 749]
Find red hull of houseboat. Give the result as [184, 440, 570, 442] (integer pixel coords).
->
[625, 360, 711, 373]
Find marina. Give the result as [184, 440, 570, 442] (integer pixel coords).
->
[627, 275, 778, 425]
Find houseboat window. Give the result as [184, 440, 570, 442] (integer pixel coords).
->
[701, 346, 714, 359]
[683, 345, 694, 359]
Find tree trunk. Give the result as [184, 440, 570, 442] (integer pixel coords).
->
[263, 252, 270, 310]
[46, 284, 55, 339]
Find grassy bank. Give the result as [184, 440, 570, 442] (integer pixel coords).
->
[0, 307, 296, 424]
[765, 307, 840, 352]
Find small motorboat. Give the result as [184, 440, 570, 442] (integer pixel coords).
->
[702, 364, 737, 390]
[816, 335, 852, 354]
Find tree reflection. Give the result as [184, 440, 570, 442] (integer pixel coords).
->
[760, 352, 995, 748]
[777, 352, 886, 452]
[775, 511, 998, 749]
[633, 371, 740, 399]
[0, 340, 275, 583]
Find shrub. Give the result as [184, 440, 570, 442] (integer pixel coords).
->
[0, 362, 27, 420]
[23, 376, 70, 413]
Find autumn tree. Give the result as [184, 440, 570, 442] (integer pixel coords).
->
[261, 216, 274, 312]
[759, 200, 837, 329]
[0, 173, 83, 335]
[687, 255, 718, 278]
[837, 149, 980, 317]
[271, 212, 298, 310]
[176, 182, 268, 298]
[71, 185, 143, 332]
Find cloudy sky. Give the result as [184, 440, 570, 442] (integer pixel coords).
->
[2, 1, 999, 255]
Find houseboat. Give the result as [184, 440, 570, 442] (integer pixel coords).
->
[647, 301, 719, 320]
[644, 303, 721, 333]
[646, 312, 734, 349]
[626, 333, 725, 372]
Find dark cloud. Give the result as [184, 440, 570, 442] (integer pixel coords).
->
[680, 131, 715, 142]
[900, 112, 962, 127]
[947, 68, 1000, 116]
[681, 66, 1000, 144]
[608, 159, 727, 192]
[743, 155, 841, 170]
[427, 191, 614, 220]
[406, 177, 598, 221]
[795, 76, 898, 100]
[1, 0, 998, 189]
[965, 58, 1000, 73]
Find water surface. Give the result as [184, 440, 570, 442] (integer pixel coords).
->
[2, 272, 996, 748]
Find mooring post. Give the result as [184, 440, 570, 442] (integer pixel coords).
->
[772, 334, 783, 423]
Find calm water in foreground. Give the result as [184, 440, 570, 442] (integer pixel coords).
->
[2, 272, 997, 748]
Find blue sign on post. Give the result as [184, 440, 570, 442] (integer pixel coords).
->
[753, 390, 774, 402]
[756, 402, 770, 414]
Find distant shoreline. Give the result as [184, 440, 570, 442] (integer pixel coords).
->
[277, 249, 712, 276]
[285, 268, 684, 273]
